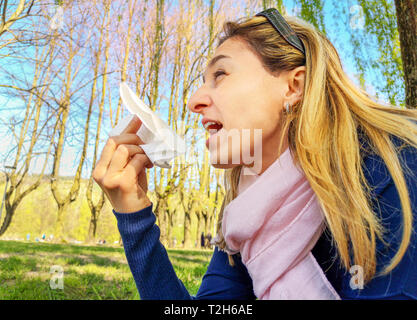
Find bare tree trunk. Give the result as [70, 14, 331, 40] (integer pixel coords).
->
[195, 210, 203, 249]
[183, 208, 193, 248]
[154, 197, 168, 246]
[394, 0, 417, 108]
[166, 207, 176, 247]
[86, 0, 110, 243]
[150, 0, 170, 247]
[50, 3, 95, 240]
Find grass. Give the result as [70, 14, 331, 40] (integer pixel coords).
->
[0, 240, 213, 300]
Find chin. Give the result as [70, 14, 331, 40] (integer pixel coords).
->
[210, 163, 239, 169]
[208, 147, 242, 169]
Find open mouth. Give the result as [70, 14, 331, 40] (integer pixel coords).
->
[203, 121, 223, 135]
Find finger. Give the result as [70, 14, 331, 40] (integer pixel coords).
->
[96, 134, 143, 170]
[121, 154, 150, 193]
[137, 169, 148, 193]
[110, 133, 144, 146]
[107, 144, 146, 174]
[145, 161, 154, 169]
[123, 153, 152, 178]
[121, 115, 142, 135]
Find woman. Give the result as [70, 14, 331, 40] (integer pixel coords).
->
[93, 8, 417, 299]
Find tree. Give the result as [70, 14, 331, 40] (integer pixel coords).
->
[0, 0, 35, 38]
[0, 17, 59, 236]
[394, 0, 417, 108]
[86, 0, 111, 242]
[49, 2, 98, 239]
[111, 0, 138, 126]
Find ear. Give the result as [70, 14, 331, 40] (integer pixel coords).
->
[284, 66, 305, 105]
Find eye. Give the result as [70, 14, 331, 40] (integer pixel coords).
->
[213, 70, 226, 80]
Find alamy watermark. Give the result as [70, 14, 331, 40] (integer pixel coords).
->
[206, 127, 263, 176]
[153, 123, 264, 176]
[349, 5, 365, 30]
[349, 264, 364, 290]
[50, 4, 64, 30]
[50, 265, 64, 290]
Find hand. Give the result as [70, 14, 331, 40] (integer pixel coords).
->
[93, 115, 154, 213]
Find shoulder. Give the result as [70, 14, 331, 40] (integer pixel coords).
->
[313, 133, 417, 299]
[359, 134, 417, 247]
[196, 247, 256, 299]
[360, 133, 417, 197]
[346, 134, 417, 299]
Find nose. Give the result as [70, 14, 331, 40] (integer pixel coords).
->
[187, 87, 212, 115]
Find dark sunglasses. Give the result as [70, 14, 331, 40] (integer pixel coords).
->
[255, 8, 306, 55]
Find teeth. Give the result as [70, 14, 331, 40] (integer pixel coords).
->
[203, 121, 221, 131]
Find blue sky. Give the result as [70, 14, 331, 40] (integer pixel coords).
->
[0, 0, 401, 182]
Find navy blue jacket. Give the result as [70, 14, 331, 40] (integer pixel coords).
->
[113, 136, 417, 299]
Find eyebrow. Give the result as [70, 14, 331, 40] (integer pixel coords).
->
[202, 54, 231, 83]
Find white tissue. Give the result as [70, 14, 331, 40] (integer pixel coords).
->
[109, 82, 186, 169]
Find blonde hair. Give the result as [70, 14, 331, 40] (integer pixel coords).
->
[213, 13, 417, 284]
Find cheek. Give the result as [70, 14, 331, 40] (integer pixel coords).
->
[219, 78, 270, 128]
[215, 74, 282, 154]
[235, 105, 281, 160]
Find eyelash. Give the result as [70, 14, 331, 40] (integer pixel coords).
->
[213, 70, 225, 80]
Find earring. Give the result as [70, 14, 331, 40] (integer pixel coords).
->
[284, 102, 291, 114]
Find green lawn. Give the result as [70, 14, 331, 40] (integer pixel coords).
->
[0, 240, 212, 300]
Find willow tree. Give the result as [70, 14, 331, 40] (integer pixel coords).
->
[297, 0, 326, 34]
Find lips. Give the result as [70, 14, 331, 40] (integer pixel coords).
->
[202, 118, 224, 149]
[202, 118, 223, 132]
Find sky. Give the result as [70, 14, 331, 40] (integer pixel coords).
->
[0, 0, 399, 182]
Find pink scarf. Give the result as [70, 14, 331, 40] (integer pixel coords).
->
[222, 147, 340, 300]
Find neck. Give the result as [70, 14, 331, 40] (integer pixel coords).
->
[243, 131, 289, 176]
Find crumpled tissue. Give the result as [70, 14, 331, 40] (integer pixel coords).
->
[109, 82, 186, 169]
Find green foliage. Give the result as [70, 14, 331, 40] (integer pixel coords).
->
[297, 0, 326, 35]
[349, 0, 404, 105]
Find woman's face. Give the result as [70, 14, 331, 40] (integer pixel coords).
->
[187, 37, 304, 175]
